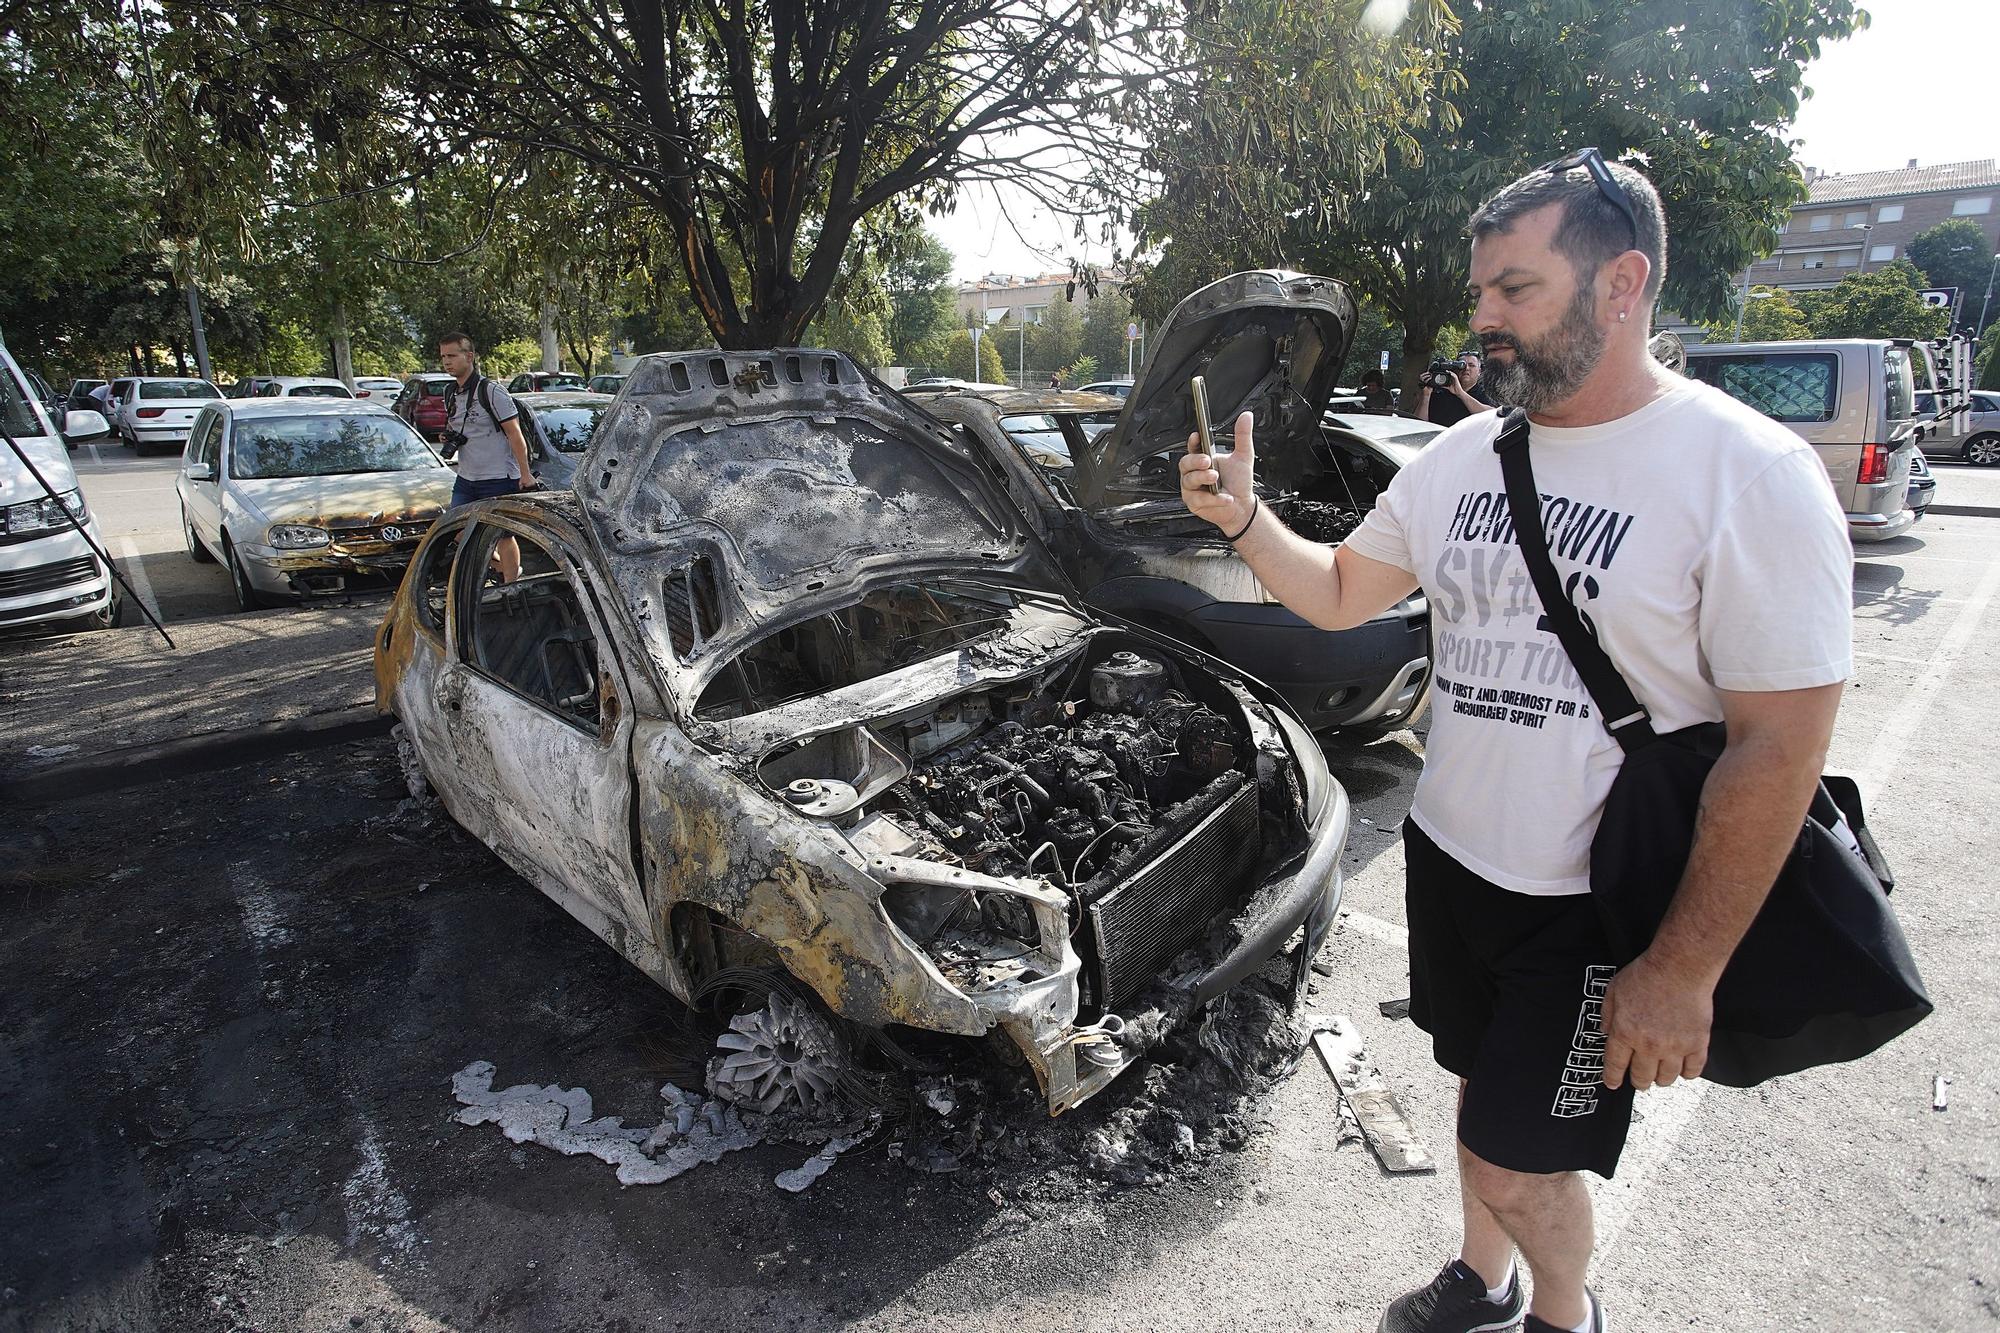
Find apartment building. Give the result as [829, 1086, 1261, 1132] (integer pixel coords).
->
[1744, 158, 2000, 295]
[954, 272, 1125, 326]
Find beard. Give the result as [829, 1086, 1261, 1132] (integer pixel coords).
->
[1480, 278, 1607, 413]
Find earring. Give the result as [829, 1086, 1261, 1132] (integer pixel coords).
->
[1617, 310, 1628, 322]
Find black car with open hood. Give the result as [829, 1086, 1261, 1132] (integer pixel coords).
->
[919, 272, 1434, 735]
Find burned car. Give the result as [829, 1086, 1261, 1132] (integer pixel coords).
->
[920, 271, 1431, 736]
[376, 349, 1348, 1115]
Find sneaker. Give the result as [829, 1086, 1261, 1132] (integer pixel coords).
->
[1377, 1259, 1525, 1333]
[1522, 1288, 1606, 1333]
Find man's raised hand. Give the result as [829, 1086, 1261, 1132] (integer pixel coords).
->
[1179, 410, 1258, 534]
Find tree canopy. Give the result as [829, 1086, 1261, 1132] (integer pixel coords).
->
[1906, 219, 1999, 333]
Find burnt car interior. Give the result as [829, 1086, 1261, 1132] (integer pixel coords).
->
[463, 525, 601, 727]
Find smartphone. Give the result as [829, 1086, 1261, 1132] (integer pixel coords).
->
[1189, 375, 1219, 493]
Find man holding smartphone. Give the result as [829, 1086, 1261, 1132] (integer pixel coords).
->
[1178, 153, 1850, 1333]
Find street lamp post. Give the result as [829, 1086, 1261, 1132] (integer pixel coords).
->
[1851, 223, 1873, 276]
[1978, 253, 2000, 340]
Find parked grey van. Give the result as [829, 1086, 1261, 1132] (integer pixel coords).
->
[1685, 339, 1920, 542]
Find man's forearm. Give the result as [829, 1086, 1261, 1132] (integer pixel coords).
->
[1645, 732, 1826, 987]
[1227, 507, 1353, 629]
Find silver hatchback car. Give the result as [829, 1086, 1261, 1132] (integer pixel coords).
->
[1915, 389, 2000, 466]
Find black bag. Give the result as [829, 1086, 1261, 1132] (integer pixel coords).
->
[1493, 408, 1930, 1087]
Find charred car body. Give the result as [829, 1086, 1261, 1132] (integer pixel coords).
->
[919, 272, 1431, 735]
[376, 348, 1348, 1114]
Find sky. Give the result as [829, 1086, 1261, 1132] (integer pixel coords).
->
[944, 0, 2000, 283]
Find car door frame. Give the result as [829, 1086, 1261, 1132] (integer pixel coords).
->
[181, 409, 227, 553]
[434, 511, 648, 946]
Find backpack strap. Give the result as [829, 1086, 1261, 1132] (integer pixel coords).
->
[476, 376, 503, 430]
[1492, 407, 1658, 754]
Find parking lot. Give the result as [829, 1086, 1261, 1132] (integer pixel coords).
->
[3, 451, 1998, 1331]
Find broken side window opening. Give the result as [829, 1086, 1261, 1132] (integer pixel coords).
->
[415, 527, 463, 635]
[663, 555, 724, 660]
[693, 582, 1026, 721]
[463, 524, 603, 730]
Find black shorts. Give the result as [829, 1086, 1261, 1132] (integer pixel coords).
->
[1404, 820, 1635, 1178]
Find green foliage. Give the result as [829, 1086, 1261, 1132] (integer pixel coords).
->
[1079, 287, 1137, 377]
[1066, 356, 1101, 386]
[1976, 333, 2000, 390]
[1804, 261, 1949, 340]
[1126, 0, 1866, 396]
[482, 339, 543, 377]
[945, 329, 1007, 383]
[1703, 286, 1814, 342]
[1027, 295, 1086, 385]
[882, 230, 960, 366]
[1906, 220, 1998, 332]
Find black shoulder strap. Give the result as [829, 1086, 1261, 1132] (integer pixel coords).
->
[1493, 408, 1658, 753]
[476, 375, 502, 428]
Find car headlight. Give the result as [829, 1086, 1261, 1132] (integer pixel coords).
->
[1, 488, 87, 536]
[267, 523, 331, 549]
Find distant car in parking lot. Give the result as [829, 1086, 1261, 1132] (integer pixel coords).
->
[512, 390, 614, 489]
[586, 374, 626, 395]
[506, 371, 586, 394]
[352, 376, 405, 401]
[391, 372, 455, 441]
[175, 399, 453, 610]
[1915, 389, 2000, 466]
[1074, 379, 1135, 399]
[111, 376, 221, 454]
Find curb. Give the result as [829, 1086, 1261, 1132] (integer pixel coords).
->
[1922, 504, 2000, 519]
[3, 704, 395, 806]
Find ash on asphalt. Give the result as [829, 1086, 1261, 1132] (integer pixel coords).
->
[2, 734, 1322, 1331]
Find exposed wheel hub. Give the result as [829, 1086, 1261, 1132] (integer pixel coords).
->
[707, 993, 844, 1114]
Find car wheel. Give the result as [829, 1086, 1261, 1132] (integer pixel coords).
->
[224, 539, 272, 611]
[1965, 434, 2000, 467]
[182, 502, 215, 563]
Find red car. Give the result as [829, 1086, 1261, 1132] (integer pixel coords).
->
[392, 373, 456, 442]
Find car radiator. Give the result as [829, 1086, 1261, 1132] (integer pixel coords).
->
[1085, 771, 1261, 1011]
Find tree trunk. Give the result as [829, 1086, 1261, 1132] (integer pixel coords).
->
[1399, 322, 1438, 404]
[171, 339, 188, 375]
[330, 298, 356, 389]
[541, 294, 560, 371]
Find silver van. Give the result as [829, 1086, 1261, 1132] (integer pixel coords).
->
[0, 341, 119, 630]
[1685, 339, 1920, 542]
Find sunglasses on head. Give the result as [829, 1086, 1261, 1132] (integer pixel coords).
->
[1539, 146, 1640, 250]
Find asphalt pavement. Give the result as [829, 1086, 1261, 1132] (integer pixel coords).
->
[3, 452, 1998, 1331]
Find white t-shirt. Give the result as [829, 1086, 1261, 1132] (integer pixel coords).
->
[1342, 379, 1853, 895]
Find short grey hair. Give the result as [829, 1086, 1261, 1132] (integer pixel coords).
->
[1468, 157, 1667, 305]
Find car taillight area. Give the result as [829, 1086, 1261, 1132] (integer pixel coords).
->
[137, 408, 165, 419]
[1858, 442, 1889, 485]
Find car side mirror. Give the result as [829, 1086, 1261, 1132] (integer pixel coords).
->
[186, 461, 216, 481]
[60, 408, 110, 439]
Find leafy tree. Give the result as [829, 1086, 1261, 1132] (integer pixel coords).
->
[1906, 220, 1999, 333]
[163, 0, 1227, 350]
[1028, 294, 1086, 384]
[1803, 261, 1948, 340]
[1703, 286, 1813, 342]
[1978, 334, 2000, 391]
[882, 230, 960, 366]
[1079, 285, 1138, 378]
[1126, 0, 1867, 396]
[945, 329, 1006, 382]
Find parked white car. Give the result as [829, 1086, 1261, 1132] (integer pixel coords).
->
[175, 399, 453, 610]
[112, 376, 221, 454]
[0, 344, 118, 631]
[352, 376, 405, 401]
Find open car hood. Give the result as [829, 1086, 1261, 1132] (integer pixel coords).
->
[1076, 271, 1355, 506]
[575, 348, 1071, 667]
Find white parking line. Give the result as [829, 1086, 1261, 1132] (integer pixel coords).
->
[1340, 910, 1410, 947]
[112, 535, 161, 624]
[1595, 547, 2000, 1256]
[87, 441, 103, 465]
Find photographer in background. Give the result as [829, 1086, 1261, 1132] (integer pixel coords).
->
[1419, 350, 1495, 427]
[438, 331, 540, 581]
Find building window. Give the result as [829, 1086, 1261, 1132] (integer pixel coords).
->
[1775, 219, 1790, 234]
[1802, 258, 1827, 269]
[1837, 253, 1858, 267]
[1844, 211, 1867, 228]
[1954, 196, 1993, 216]
[1025, 305, 1046, 325]
[1870, 245, 1896, 262]
[1877, 204, 1904, 222]
[1809, 214, 1832, 232]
